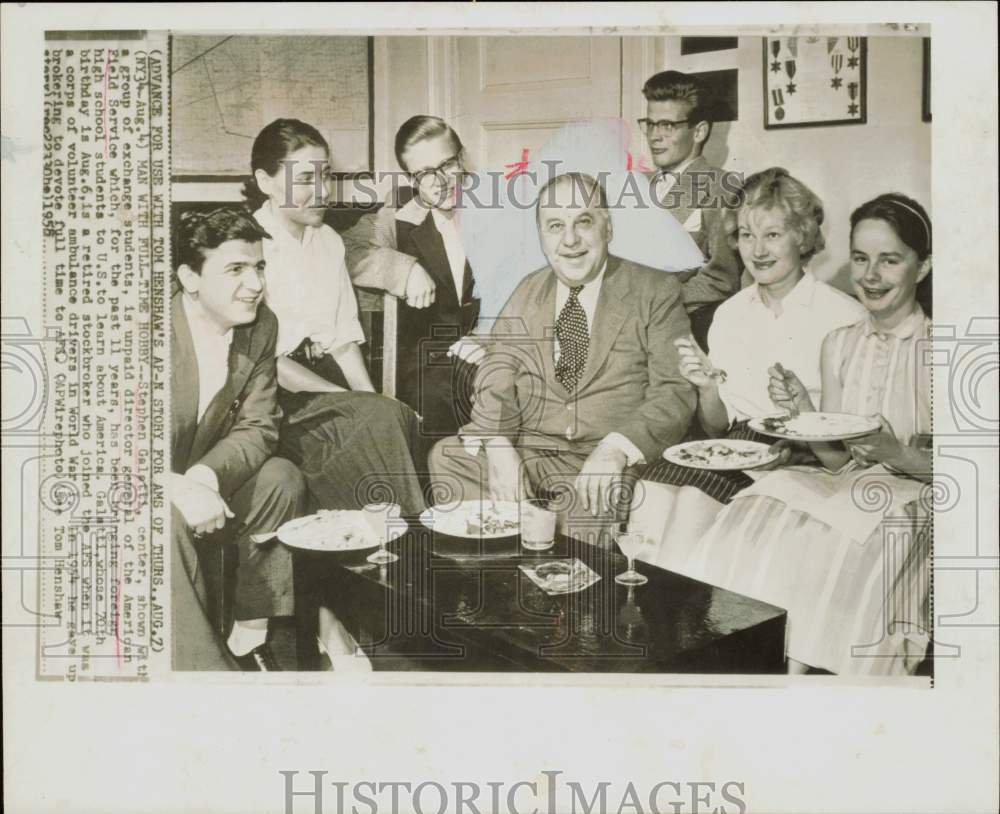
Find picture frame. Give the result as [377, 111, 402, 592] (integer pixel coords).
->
[680, 36, 738, 56]
[922, 38, 932, 122]
[763, 36, 867, 129]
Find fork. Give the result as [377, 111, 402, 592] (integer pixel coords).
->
[774, 362, 800, 417]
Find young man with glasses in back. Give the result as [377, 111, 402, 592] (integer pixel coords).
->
[344, 115, 481, 449]
[639, 70, 741, 351]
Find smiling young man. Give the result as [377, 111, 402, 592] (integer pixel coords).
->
[641, 70, 742, 350]
[171, 207, 306, 670]
[343, 115, 481, 444]
[428, 173, 695, 532]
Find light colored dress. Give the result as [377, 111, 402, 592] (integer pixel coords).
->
[650, 307, 932, 675]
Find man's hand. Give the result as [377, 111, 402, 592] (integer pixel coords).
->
[484, 438, 525, 503]
[404, 263, 437, 309]
[169, 472, 234, 537]
[575, 443, 628, 516]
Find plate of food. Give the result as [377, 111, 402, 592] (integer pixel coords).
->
[419, 500, 521, 539]
[276, 509, 403, 552]
[748, 412, 881, 442]
[662, 439, 779, 471]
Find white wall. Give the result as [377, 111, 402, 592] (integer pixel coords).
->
[640, 36, 931, 287]
[172, 35, 930, 276]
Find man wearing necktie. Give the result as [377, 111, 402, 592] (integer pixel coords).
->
[429, 173, 695, 531]
[641, 70, 742, 350]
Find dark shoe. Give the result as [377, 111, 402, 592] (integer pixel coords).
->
[233, 643, 283, 672]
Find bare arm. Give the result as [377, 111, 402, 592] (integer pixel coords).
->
[811, 333, 851, 471]
[276, 355, 346, 394]
[674, 335, 729, 436]
[330, 342, 376, 392]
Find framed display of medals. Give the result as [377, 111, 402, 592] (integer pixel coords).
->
[763, 36, 867, 129]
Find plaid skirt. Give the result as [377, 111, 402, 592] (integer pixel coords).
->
[638, 421, 775, 504]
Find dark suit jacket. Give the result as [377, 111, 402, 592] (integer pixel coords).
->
[342, 189, 480, 431]
[464, 255, 696, 462]
[170, 289, 282, 498]
[654, 155, 741, 309]
[394, 201, 480, 381]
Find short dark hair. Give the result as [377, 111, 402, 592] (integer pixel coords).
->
[176, 207, 271, 274]
[641, 70, 714, 124]
[850, 193, 932, 315]
[242, 118, 330, 208]
[535, 172, 609, 219]
[850, 193, 932, 260]
[394, 115, 464, 170]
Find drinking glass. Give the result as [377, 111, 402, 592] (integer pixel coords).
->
[613, 530, 648, 586]
[520, 499, 556, 551]
[364, 502, 399, 565]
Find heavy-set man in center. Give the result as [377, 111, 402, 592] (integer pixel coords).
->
[428, 172, 696, 527]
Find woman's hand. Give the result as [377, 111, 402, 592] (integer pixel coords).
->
[674, 335, 725, 391]
[845, 414, 904, 468]
[767, 363, 815, 414]
[754, 439, 817, 470]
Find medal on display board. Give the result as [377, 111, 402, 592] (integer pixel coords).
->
[764, 35, 867, 128]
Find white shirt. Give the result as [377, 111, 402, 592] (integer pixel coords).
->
[431, 207, 467, 299]
[182, 294, 233, 422]
[708, 270, 868, 423]
[254, 202, 366, 357]
[655, 157, 703, 232]
[654, 156, 697, 200]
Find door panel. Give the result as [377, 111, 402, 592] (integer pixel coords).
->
[453, 36, 622, 171]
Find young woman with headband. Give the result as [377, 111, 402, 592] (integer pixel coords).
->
[655, 192, 933, 676]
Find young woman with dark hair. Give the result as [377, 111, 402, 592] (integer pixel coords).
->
[650, 192, 934, 676]
[243, 119, 426, 512]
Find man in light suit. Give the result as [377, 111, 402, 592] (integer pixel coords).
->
[640, 70, 742, 350]
[171, 208, 306, 670]
[428, 173, 695, 529]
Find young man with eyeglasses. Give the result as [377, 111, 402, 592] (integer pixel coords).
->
[343, 115, 481, 447]
[640, 70, 741, 351]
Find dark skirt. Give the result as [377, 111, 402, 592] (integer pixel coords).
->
[276, 349, 427, 515]
[638, 421, 774, 504]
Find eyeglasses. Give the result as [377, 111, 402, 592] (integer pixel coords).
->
[412, 154, 463, 187]
[637, 118, 691, 137]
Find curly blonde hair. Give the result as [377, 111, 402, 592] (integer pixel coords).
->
[723, 167, 826, 263]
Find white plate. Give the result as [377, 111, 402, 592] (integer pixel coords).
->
[662, 439, 779, 471]
[420, 500, 521, 539]
[748, 412, 881, 442]
[276, 509, 404, 552]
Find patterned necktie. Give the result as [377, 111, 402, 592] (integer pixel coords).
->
[555, 285, 589, 392]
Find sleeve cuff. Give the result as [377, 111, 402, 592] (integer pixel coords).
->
[601, 433, 646, 466]
[184, 464, 220, 493]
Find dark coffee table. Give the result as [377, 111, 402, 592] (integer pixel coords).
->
[293, 520, 786, 673]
